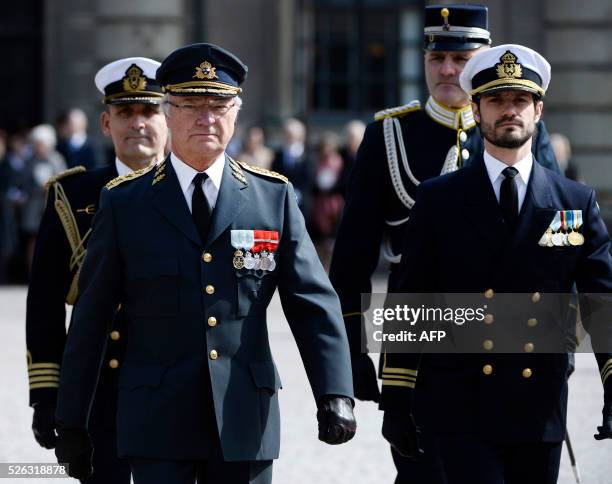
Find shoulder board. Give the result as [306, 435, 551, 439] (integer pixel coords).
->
[374, 100, 421, 122]
[44, 166, 86, 189]
[105, 163, 156, 190]
[236, 158, 288, 184]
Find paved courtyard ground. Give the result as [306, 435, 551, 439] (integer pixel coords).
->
[1, 284, 611, 483]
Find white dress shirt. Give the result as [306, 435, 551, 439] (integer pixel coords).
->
[114, 158, 133, 177]
[115, 157, 165, 176]
[483, 150, 533, 213]
[170, 152, 225, 213]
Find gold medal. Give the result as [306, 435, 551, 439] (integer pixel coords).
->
[568, 231, 584, 246]
[233, 249, 245, 269]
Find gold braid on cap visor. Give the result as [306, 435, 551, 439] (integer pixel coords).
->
[470, 78, 545, 97]
[162, 80, 242, 95]
[103, 91, 164, 104]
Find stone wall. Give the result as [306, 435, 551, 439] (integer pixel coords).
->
[44, 0, 187, 143]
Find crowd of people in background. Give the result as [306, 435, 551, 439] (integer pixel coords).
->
[1, 107, 580, 285]
[0, 111, 366, 283]
[1, 124, 68, 283]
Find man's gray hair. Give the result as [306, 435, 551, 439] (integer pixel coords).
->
[29, 124, 57, 149]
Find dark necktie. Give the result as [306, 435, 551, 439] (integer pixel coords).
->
[192, 173, 211, 244]
[500, 166, 519, 230]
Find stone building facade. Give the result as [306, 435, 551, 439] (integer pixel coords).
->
[2, 0, 611, 189]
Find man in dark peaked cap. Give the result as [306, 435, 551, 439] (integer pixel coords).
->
[26, 56, 167, 484]
[329, 4, 561, 483]
[54, 43, 356, 484]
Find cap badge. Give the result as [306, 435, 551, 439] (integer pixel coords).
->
[496, 51, 523, 79]
[194, 60, 218, 80]
[122, 64, 147, 92]
[441, 7, 450, 31]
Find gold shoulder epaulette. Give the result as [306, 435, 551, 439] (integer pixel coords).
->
[45, 166, 86, 189]
[105, 163, 156, 190]
[236, 158, 288, 184]
[374, 100, 421, 121]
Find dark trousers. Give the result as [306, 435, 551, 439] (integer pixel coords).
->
[392, 429, 447, 484]
[82, 427, 131, 484]
[436, 433, 563, 484]
[130, 458, 273, 484]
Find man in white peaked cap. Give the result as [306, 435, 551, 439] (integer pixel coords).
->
[27, 57, 167, 483]
[387, 43, 612, 484]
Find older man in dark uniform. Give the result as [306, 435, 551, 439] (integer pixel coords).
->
[329, 5, 561, 483]
[384, 43, 612, 484]
[54, 43, 356, 484]
[26, 57, 168, 484]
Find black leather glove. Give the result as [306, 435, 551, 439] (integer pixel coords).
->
[382, 410, 423, 459]
[594, 391, 612, 440]
[317, 395, 357, 444]
[32, 402, 57, 449]
[351, 354, 380, 402]
[55, 429, 93, 480]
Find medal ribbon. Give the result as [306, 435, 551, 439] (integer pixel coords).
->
[574, 210, 582, 230]
[231, 230, 254, 250]
[253, 230, 279, 253]
[551, 212, 561, 232]
[560, 210, 567, 232]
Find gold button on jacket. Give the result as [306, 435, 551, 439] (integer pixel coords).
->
[522, 368, 533, 378]
[208, 317, 217, 327]
[483, 364, 493, 375]
[202, 252, 212, 263]
[110, 330, 120, 341]
[205, 285, 215, 295]
[210, 350, 218, 360]
[109, 359, 119, 369]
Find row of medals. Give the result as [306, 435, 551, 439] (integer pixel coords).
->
[538, 227, 584, 247]
[233, 250, 276, 271]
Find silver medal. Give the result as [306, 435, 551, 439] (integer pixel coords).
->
[259, 251, 271, 271]
[552, 232, 565, 247]
[244, 251, 255, 270]
[268, 253, 276, 271]
[253, 253, 262, 270]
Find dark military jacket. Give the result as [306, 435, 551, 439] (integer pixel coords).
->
[26, 163, 125, 428]
[329, 98, 560, 407]
[387, 157, 612, 442]
[56, 155, 353, 461]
